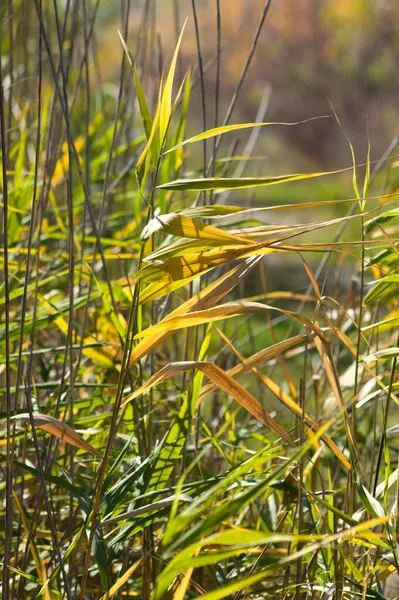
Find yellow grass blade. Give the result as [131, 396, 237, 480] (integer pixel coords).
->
[172, 566, 195, 600]
[122, 361, 294, 445]
[129, 258, 262, 364]
[134, 301, 277, 339]
[12, 413, 102, 457]
[141, 212, 252, 245]
[199, 335, 308, 399]
[136, 244, 278, 284]
[98, 558, 142, 600]
[164, 115, 330, 154]
[159, 19, 187, 142]
[215, 327, 351, 471]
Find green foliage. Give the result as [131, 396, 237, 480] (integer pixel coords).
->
[1, 2, 399, 600]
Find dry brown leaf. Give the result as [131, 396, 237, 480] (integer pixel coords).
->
[215, 327, 350, 471]
[12, 413, 102, 458]
[122, 360, 294, 446]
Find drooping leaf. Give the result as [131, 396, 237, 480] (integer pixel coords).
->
[122, 361, 294, 445]
[214, 326, 350, 471]
[130, 257, 261, 363]
[12, 413, 102, 457]
[199, 334, 307, 399]
[136, 244, 278, 284]
[134, 301, 292, 340]
[163, 115, 330, 154]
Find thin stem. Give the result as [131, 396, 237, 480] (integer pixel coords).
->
[80, 132, 168, 598]
[207, 0, 273, 174]
[213, 0, 221, 167]
[373, 330, 399, 495]
[24, 383, 72, 600]
[191, 0, 207, 177]
[0, 80, 12, 600]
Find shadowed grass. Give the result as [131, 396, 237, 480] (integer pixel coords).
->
[1, 2, 399, 599]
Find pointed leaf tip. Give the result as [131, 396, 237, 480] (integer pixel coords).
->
[12, 413, 102, 458]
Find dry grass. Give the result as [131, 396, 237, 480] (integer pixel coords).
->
[1, 2, 399, 599]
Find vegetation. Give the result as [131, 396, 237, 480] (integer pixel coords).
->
[1, 1, 399, 599]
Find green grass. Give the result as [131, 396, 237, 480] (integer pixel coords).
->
[1, 2, 399, 599]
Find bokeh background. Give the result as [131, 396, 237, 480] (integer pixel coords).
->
[9, 0, 399, 204]
[96, 0, 399, 170]
[7, 0, 396, 299]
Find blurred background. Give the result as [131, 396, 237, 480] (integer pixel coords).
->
[93, 0, 399, 170]
[90, 0, 399, 293]
[2, 0, 399, 295]
[6, 0, 399, 189]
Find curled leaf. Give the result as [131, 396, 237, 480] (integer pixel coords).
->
[122, 361, 294, 446]
[12, 413, 102, 458]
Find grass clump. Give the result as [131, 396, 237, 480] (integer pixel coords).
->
[1, 2, 399, 599]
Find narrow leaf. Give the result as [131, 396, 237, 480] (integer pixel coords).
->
[12, 413, 102, 457]
[98, 558, 142, 600]
[129, 257, 261, 364]
[157, 168, 347, 192]
[141, 212, 251, 245]
[164, 115, 330, 154]
[159, 19, 187, 142]
[122, 361, 294, 445]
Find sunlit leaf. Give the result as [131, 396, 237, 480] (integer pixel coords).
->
[98, 558, 142, 600]
[164, 115, 330, 154]
[130, 257, 261, 363]
[141, 212, 251, 245]
[12, 413, 102, 457]
[122, 360, 294, 445]
[159, 19, 187, 142]
[157, 168, 348, 192]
